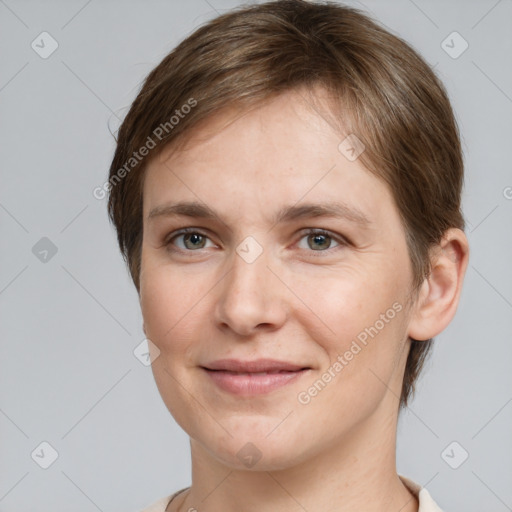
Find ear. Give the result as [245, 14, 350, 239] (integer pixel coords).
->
[407, 228, 469, 341]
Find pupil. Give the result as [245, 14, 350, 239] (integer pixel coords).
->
[310, 234, 330, 250]
[185, 233, 204, 249]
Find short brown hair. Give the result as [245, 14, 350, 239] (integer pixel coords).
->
[107, 0, 465, 409]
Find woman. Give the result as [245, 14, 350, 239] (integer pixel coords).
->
[107, 1, 469, 510]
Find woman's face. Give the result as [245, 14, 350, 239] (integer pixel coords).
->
[140, 90, 418, 470]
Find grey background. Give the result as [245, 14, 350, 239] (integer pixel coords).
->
[0, 0, 511, 511]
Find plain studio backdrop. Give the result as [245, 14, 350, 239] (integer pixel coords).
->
[0, 1, 511, 511]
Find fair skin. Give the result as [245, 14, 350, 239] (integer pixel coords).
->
[139, 89, 469, 512]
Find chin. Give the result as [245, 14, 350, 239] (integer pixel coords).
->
[215, 442, 308, 472]
[195, 421, 316, 472]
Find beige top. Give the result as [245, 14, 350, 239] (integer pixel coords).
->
[139, 474, 444, 511]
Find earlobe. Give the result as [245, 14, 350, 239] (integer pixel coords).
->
[407, 228, 469, 341]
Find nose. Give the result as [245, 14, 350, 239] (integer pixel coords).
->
[214, 247, 288, 337]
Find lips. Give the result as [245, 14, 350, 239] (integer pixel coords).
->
[201, 358, 311, 395]
[216, 370, 295, 376]
[202, 358, 309, 373]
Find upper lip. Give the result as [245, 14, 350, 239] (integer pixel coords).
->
[202, 358, 310, 373]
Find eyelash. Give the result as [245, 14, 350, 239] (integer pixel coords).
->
[164, 227, 349, 257]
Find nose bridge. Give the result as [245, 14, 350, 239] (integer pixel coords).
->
[232, 242, 269, 294]
[214, 238, 286, 334]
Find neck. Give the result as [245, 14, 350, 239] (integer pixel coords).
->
[176, 394, 418, 512]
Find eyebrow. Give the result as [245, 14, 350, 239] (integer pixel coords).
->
[148, 200, 371, 227]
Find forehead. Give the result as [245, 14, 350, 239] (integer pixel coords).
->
[142, 90, 395, 225]
[155, 87, 348, 161]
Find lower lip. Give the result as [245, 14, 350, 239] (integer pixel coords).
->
[203, 368, 309, 395]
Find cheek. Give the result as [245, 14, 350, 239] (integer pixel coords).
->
[139, 263, 207, 430]
[294, 275, 409, 417]
[291, 264, 410, 396]
[293, 266, 403, 342]
[139, 258, 221, 371]
[139, 263, 194, 350]
[140, 269, 169, 339]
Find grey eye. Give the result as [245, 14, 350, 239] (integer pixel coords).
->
[297, 231, 340, 251]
